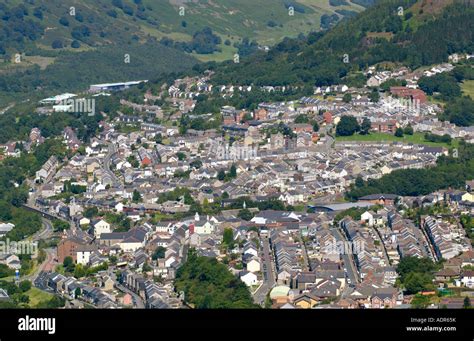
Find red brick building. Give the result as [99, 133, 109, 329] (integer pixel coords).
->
[371, 120, 398, 133]
[57, 237, 84, 263]
[390, 86, 427, 104]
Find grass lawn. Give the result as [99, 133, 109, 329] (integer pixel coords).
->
[193, 36, 238, 63]
[1, 276, 14, 282]
[461, 80, 474, 99]
[336, 132, 459, 149]
[26, 287, 54, 307]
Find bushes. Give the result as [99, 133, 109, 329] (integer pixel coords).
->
[51, 40, 63, 49]
[336, 116, 360, 136]
[348, 142, 474, 199]
[175, 250, 258, 308]
[0, 264, 14, 278]
[160, 27, 221, 55]
[396, 257, 439, 294]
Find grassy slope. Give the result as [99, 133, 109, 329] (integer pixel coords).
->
[26, 287, 54, 307]
[7, 0, 365, 58]
[461, 80, 474, 99]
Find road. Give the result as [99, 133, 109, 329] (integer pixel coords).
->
[419, 223, 438, 262]
[113, 279, 146, 308]
[20, 218, 56, 284]
[32, 219, 54, 242]
[372, 226, 391, 266]
[104, 143, 122, 189]
[300, 237, 310, 271]
[25, 248, 56, 283]
[252, 236, 275, 306]
[330, 228, 359, 287]
[318, 124, 334, 152]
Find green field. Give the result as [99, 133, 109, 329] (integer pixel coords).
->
[461, 80, 474, 99]
[26, 287, 54, 307]
[336, 132, 459, 148]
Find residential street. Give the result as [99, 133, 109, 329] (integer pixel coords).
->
[252, 236, 275, 306]
[330, 228, 359, 286]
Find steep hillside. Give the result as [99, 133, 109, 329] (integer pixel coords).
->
[0, 0, 375, 105]
[0, 0, 367, 60]
[0, 42, 198, 101]
[209, 0, 473, 86]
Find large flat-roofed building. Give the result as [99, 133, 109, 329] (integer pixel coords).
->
[39, 93, 77, 105]
[89, 80, 148, 93]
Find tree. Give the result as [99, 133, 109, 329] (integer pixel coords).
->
[395, 127, 404, 137]
[71, 40, 81, 49]
[84, 206, 98, 218]
[53, 220, 69, 232]
[63, 256, 75, 273]
[294, 114, 309, 124]
[19, 280, 31, 293]
[74, 264, 86, 278]
[0, 201, 12, 220]
[238, 208, 253, 221]
[403, 124, 414, 135]
[51, 40, 63, 49]
[142, 262, 152, 272]
[33, 8, 43, 20]
[190, 159, 203, 169]
[217, 169, 226, 181]
[464, 296, 471, 308]
[229, 164, 237, 178]
[411, 294, 431, 308]
[443, 97, 474, 127]
[312, 121, 319, 132]
[397, 257, 438, 281]
[369, 90, 380, 103]
[404, 272, 433, 294]
[336, 116, 360, 136]
[360, 118, 371, 135]
[174, 250, 258, 308]
[152, 246, 166, 260]
[222, 228, 235, 248]
[343, 93, 352, 103]
[59, 17, 69, 26]
[37, 295, 65, 308]
[396, 257, 438, 294]
[132, 189, 142, 203]
[176, 152, 186, 161]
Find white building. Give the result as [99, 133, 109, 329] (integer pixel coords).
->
[240, 271, 258, 287]
[94, 220, 111, 238]
[247, 258, 261, 273]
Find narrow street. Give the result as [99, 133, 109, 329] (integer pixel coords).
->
[252, 236, 275, 306]
[330, 228, 359, 286]
[372, 226, 391, 266]
[104, 142, 122, 189]
[112, 278, 146, 309]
